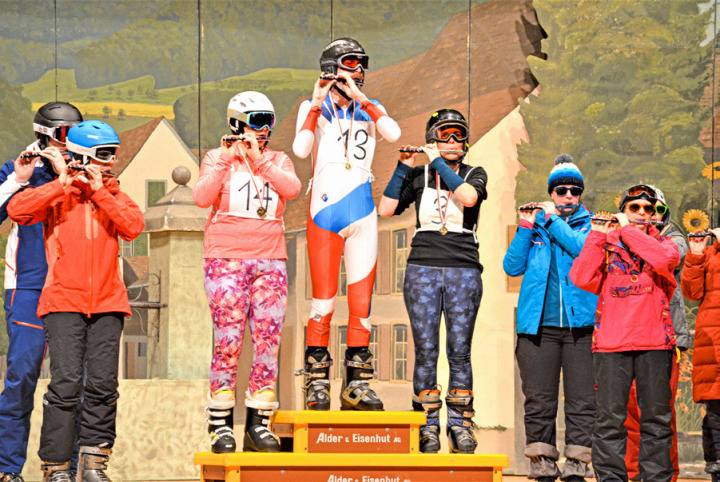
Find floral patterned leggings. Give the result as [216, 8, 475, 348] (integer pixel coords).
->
[204, 258, 288, 397]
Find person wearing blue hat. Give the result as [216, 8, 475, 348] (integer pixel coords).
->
[504, 154, 597, 482]
[8, 121, 145, 482]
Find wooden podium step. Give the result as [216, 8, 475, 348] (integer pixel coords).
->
[272, 410, 425, 453]
[194, 452, 508, 482]
[194, 411, 509, 482]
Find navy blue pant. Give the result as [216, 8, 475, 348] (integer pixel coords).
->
[0, 289, 45, 473]
[403, 263, 482, 401]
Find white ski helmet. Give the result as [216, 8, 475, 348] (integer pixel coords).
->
[227, 91, 276, 138]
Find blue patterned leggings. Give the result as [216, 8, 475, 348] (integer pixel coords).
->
[403, 263, 483, 396]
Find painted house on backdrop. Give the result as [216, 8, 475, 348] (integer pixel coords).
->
[268, 0, 545, 466]
[114, 116, 200, 379]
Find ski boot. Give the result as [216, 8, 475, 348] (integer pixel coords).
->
[446, 388, 477, 454]
[296, 347, 333, 410]
[243, 387, 280, 452]
[1, 474, 24, 482]
[206, 387, 236, 453]
[412, 387, 442, 453]
[340, 348, 384, 411]
[41, 462, 72, 482]
[76, 445, 112, 482]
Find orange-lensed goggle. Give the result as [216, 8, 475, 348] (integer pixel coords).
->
[338, 54, 369, 72]
[428, 124, 469, 143]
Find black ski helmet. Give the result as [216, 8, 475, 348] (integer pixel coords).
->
[319, 38, 368, 76]
[34, 102, 83, 149]
[425, 109, 470, 152]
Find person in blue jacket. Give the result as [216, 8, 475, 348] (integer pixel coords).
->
[0, 102, 82, 482]
[503, 154, 597, 482]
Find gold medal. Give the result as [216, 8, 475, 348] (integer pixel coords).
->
[257, 207, 267, 218]
[345, 162, 352, 170]
[439, 226, 448, 235]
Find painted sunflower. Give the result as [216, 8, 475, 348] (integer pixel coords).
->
[683, 209, 710, 232]
[702, 162, 720, 181]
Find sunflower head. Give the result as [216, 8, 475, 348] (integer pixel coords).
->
[683, 209, 710, 232]
[702, 162, 720, 181]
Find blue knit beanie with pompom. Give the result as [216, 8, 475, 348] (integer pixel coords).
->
[547, 154, 584, 194]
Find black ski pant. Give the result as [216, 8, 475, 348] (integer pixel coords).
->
[39, 312, 123, 463]
[703, 399, 720, 475]
[593, 350, 673, 482]
[516, 326, 596, 448]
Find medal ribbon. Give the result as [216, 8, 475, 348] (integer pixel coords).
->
[330, 98, 355, 168]
[436, 172, 451, 231]
[239, 151, 266, 215]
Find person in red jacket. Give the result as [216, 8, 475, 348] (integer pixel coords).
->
[7, 120, 144, 482]
[569, 184, 679, 482]
[681, 225, 720, 482]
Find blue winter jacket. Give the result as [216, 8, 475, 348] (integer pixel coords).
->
[503, 205, 598, 335]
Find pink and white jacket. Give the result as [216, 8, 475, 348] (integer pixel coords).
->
[569, 225, 680, 352]
[193, 147, 301, 260]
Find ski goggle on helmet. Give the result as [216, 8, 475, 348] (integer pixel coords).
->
[33, 123, 71, 144]
[65, 120, 120, 166]
[337, 53, 369, 72]
[427, 122, 469, 143]
[231, 111, 275, 132]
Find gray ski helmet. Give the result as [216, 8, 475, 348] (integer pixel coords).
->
[33, 102, 83, 149]
[320, 38, 368, 75]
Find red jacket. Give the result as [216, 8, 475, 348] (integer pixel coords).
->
[681, 240, 720, 402]
[7, 177, 145, 317]
[569, 225, 679, 352]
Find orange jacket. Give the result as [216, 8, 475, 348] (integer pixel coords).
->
[681, 240, 720, 402]
[7, 177, 145, 318]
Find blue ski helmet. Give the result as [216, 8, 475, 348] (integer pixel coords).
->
[66, 121, 120, 166]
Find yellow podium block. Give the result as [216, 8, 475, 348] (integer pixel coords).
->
[195, 411, 508, 481]
[194, 452, 508, 482]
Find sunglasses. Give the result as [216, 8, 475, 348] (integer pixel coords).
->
[554, 186, 583, 196]
[33, 123, 72, 144]
[429, 123, 469, 143]
[655, 204, 668, 216]
[626, 203, 655, 215]
[339, 53, 369, 72]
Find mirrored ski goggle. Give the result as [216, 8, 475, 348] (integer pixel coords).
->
[33, 123, 72, 144]
[338, 53, 369, 72]
[237, 111, 276, 131]
[428, 123, 469, 143]
[67, 142, 118, 165]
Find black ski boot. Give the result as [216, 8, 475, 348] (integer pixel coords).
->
[446, 388, 477, 454]
[0, 474, 24, 482]
[296, 347, 333, 410]
[243, 388, 280, 452]
[412, 388, 442, 453]
[76, 446, 112, 482]
[206, 389, 237, 453]
[41, 462, 72, 482]
[340, 348, 383, 411]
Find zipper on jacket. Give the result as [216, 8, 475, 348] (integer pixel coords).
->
[558, 251, 563, 328]
[88, 202, 95, 317]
